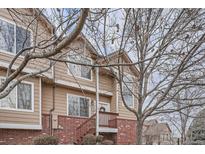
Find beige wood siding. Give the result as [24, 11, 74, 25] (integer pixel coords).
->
[117, 91, 137, 120]
[42, 83, 113, 116]
[0, 8, 140, 122]
[0, 70, 41, 125]
[0, 9, 52, 77]
[54, 39, 116, 96]
[54, 40, 96, 91]
[117, 75, 138, 120]
[0, 51, 52, 75]
[99, 73, 114, 94]
[109, 57, 138, 120]
[110, 79, 117, 113]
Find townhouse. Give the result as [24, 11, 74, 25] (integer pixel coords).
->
[0, 8, 139, 144]
[142, 120, 172, 145]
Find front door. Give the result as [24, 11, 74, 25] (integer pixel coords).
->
[99, 102, 110, 112]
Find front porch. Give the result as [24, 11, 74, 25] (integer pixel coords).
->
[76, 111, 119, 144]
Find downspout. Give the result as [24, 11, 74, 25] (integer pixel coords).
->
[49, 25, 57, 136]
[49, 64, 56, 136]
[95, 66, 99, 136]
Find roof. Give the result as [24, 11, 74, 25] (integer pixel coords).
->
[31, 9, 139, 76]
[28, 9, 55, 34]
[99, 50, 139, 76]
[144, 122, 172, 136]
[76, 33, 100, 57]
[144, 119, 158, 126]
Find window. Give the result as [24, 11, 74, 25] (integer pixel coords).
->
[0, 79, 33, 111]
[0, 80, 16, 109]
[122, 75, 134, 107]
[68, 51, 92, 80]
[16, 26, 31, 53]
[17, 82, 32, 110]
[0, 18, 31, 54]
[68, 95, 90, 117]
[0, 19, 15, 53]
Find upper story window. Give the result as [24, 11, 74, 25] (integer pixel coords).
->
[67, 95, 90, 117]
[0, 78, 34, 112]
[68, 51, 92, 80]
[122, 75, 134, 107]
[0, 18, 31, 54]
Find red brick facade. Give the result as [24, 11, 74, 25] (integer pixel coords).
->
[0, 114, 87, 145]
[116, 118, 137, 144]
[0, 115, 136, 144]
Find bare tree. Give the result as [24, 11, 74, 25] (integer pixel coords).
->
[162, 87, 205, 144]
[2, 8, 205, 145]
[83, 8, 205, 144]
[120, 8, 205, 144]
[0, 8, 89, 98]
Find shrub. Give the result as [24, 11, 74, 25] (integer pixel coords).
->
[96, 135, 104, 143]
[82, 134, 97, 145]
[33, 135, 59, 145]
[101, 140, 114, 145]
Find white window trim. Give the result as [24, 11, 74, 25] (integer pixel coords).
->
[67, 93, 91, 118]
[0, 16, 33, 56]
[39, 77, 42, 127]
[0, 76, 34, 112]
[121, 73, 135, 108]
[116, 83, 119, 113]
[67, 52, 93, 81]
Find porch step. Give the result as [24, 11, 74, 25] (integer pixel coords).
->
[75, 112, 119, 144]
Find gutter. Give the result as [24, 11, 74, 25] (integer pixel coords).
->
[49, 65, 56, 136]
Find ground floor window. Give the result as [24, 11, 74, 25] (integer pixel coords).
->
[0, 78, 34, 111]
[67, 95, 90, 117]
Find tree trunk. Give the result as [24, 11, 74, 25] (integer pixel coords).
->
[136, 120, 143, 145]
[181, 136, 183, 145]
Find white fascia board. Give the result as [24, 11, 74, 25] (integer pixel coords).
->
[0, 61, 52, 78]
[0, 61, 113, 96]
[0, 123, 42, 130]
[56, 79, 113, 97]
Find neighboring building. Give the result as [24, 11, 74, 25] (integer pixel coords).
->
[142, 120, 172, 145]
[172, 137, 180, 145]
[0, 9, 139, 144]
[186, 109, 205, 145]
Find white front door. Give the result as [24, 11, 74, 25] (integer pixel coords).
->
[99, 102, 110, 112]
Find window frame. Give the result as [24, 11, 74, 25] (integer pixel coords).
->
[121, 73, 135, 108]
[67, 93, 91, 118]
[67, 51, 93, 81]
[0, 76, 34, 112]
[0, 16, 33, 56]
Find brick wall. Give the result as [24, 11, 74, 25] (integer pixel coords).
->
[0, 115, 137, 145]
[54, 115, 87, 144]
[0, 114, 87, 145]
[116, 118, 136, 144]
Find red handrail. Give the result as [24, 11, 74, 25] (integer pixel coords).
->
[77, 113, 96, 130]
[76, 113, 96, 143]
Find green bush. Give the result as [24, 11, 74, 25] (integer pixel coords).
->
[82, 134, 97, 145]
[33, 135, 59, 145]
[101, 140, 114, 145]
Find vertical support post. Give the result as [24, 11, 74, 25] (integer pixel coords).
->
[96, 67, 99, 136]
